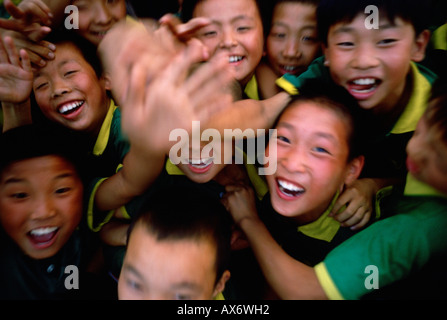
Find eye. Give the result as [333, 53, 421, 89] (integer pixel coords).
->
[64, 70, 78, 77]
[378, 38, 397, 46]
[271, 32, 286, 40]
[35, 82, 48, 90]
[11, 192, 29, 200]
[302, 36, 318, 43]
[337, 41, 354, 47]
[312, 146, 330, 154]
[237, 25, 251, 33]
[277, 135, 290, 143]
[55, 187, 71, 195]
[126, 278, 142, 291]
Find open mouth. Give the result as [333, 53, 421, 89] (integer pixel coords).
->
[58, 101, 84, 116]
[280, 64, 301, 75]
[348, 78, 382, 95]
[277, 179, 305, 198]
[27, 226, 59, 248]
[188, 157, 214, 173]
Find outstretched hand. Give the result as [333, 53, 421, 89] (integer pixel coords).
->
[0, 36, 33, 103]
[119, 40, 234, 155]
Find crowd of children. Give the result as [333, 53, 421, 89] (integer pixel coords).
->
[0, 0, 446, 300]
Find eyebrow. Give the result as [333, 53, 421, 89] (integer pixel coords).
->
[3, 172, 77, 185]
[332, 22, 398, 35]
[277, 122, 339, 143]
[34, 60, 78, 78]
[122, 264, 144, 280]
[210, 15, 256, 26]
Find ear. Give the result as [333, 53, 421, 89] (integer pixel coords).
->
[343, 155, 364, 186]
[411, 29, 431, 62]
[322, 44, 329, 66]
[101, 72, 112, 91]
[212, 270, 231, 299]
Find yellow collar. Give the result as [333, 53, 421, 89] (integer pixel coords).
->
[404, 173, 445, 197]
[391, 62, 431, 134]
[244, 75, 260, 100]
[92, 99, 117, 156]
[165, 158, 185, 175]
[297, 193, 341, 242]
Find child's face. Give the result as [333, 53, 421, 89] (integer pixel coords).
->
[193, 0, 265, 87]
[176, 140, 232, 184]
[406, 115, 447, 195]
[324, 14, 428, 113]
[266, 2, 320, 77]
[0, 155, 83, 260]
[33, 42, 110, 136]
[72, 0, 127, 46]
[265, 101, 361, 224]
[118, 222, 229, 300]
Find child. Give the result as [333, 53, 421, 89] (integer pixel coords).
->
[256, 0, 322, 99]
[222, 81, 365, 297]
[181, 0, 268, 99]
[0, 124, 115, 299]
[118, 187, 232, 300]
[274, 0, 436, 228]
[224, 80, 447, 299]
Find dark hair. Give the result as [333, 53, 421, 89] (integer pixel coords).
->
[127, 187, 232, 285]
[274, 80, 366, 161]
[424, 80, 447, 146]
[317, 0, 432, 45]
[181, 0, 272, 38]
[43, 29, 103, 78]
[0, 124, 86, 179]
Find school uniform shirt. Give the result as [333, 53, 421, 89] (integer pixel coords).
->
[0, 226, 115, 300]
[314, 174, 447, 300]
[258, 192, 358, 267]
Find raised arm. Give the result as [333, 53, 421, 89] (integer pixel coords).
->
[222, 184, 328, 299]
[0, 36, 33, 132]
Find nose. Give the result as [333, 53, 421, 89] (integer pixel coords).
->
[351, 44, 379, 70]
[30, 194, 57, 220]
[93, 3, 113, 25]
[279, 145, 308, 173]
[51, 79, 71, 98]
[219, 28, 237, 49]
[283, 38, 302, 59]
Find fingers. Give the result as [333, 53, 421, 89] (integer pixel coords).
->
[16, 0, 53, 26]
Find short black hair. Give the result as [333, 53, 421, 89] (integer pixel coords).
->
[0, 124, 86, 179]
[274, 80, 367, 161]
[127, 187, 232, 285]
[317, 0, 432, 45]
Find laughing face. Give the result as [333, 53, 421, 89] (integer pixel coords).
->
[324, 14, 428, 114]
[33, 42, 110, 137]
[72, 0, 127, 46]
[176, 140, 232, 184]
[193, 0, 265, 87]
[0, 155, 83, 260]
[266, 2, 320, 77]
[265, 100, 362, 224]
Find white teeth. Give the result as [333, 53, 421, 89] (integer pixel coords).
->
[189, 157, 214, 168]
[283, 65, 297, 72]
[30, 227, 58, 236]
[229, 56, 243, 63]
[278, 179, 304, 192]
[59, 101, 84, 114]
[353, 78, 376, 85]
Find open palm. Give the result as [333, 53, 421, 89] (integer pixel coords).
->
[0, 36, 33, 103]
